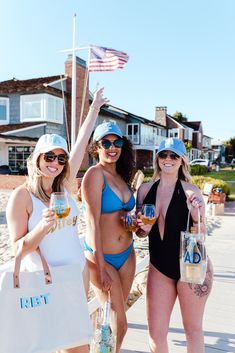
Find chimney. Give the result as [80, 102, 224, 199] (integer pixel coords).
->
[155, 106, 167, 127]
[64, 55, 90, 141]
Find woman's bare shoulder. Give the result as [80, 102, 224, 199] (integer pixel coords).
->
[181, 180, 201, 195]
[137, 181, 155, 200]
[83, 165, 103, 180]
[7, 185, 31, 210]
[82, 165, 104, 190]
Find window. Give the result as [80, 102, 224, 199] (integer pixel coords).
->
[126, 124, 139, 144]
[169, 128, 179, 138]
[21, 94, 63, 123]
[8, 146, 34, 171]
[0, 98, 9, 124]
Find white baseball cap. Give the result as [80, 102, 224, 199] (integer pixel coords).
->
[34, 134, 69, 155]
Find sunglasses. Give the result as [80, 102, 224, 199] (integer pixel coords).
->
[158, 151, 180, 160]
[99, 138, 124, 150]
[43, 151, 68, 165]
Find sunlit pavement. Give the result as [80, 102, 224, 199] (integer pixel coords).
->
[121, 202, 235, 353]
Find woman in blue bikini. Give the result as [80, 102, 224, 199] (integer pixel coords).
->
[82, 121, 135, 352]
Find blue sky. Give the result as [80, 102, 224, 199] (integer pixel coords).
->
[1, 0, 234, 141]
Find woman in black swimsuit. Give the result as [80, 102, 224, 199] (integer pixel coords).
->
[136, 137, 213, 353]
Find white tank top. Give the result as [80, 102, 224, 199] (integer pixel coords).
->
[24, 192, 86, 271]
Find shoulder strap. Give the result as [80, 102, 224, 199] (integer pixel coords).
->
[143, 180, 159, 204]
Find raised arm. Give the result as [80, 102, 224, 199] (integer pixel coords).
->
[67, 88, 108, 184]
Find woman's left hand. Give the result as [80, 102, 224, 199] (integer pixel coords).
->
[187, 193, 206, 231]
[187, 193, 203, 210]
[90, 87, 109, 111]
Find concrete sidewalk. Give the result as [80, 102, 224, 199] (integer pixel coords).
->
[121, 203, 235, 353]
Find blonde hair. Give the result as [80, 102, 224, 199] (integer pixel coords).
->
[24, 152, 70, 202]
[152, 155, 191, 183]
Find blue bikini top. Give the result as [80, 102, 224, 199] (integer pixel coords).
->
[101, 176, 135, 214]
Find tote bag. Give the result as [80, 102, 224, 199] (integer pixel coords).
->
[0, 240, 93, 353]
[180, 208, 207, 284]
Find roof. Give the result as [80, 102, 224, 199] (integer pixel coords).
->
[0, 122, 44, 134]
[0, 134, 38, 143]
[98, 103, 166, 129]
[0, 75, 67, 95]
[183, 121, 201, 131]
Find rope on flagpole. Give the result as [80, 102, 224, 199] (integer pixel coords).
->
[78, 46, 91, 129]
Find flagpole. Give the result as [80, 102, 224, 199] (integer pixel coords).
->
[79, 46, 91, 129]
[71, 13, 77, 148]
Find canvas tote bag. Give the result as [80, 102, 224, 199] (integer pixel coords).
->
[0, 239, 93, 353]
[180, 207, 207, 284]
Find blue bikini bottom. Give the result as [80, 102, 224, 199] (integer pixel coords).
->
[83, 240, 134, 270]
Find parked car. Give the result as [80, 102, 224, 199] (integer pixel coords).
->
[0, 165, 19, 175]
[190, 159, 210, 167]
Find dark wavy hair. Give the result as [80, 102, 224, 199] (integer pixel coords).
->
[88, 136, 135, 185]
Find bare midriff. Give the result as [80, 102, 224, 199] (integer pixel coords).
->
[86, 210, 133, 254]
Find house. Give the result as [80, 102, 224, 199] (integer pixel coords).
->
[0, 55, 211, 173]
[154, 106, 209, 161]
[0, 55, 168, 172]
[0, 56, 92, 172]
[211, 139, 226, 163]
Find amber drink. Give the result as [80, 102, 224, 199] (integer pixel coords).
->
[123, 212, 138, 232]
[141, 204, 157, 225]
[50, 192, 70, 219]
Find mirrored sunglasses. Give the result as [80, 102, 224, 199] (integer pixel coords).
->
[158, 151, 180, 160]
[99, 138, 124, 150]
[43, 152, 68, 165]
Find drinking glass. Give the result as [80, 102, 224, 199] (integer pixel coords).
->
[49, 192, 70, 219]
[123, 212, 138, 232]
[140, 204, 157, 225]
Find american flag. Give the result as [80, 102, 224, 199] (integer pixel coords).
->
[88, 46, 129, 72]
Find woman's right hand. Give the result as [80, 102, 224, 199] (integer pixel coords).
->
[40, 208, 56, 234]
[99, 267, 112, 292]
[135, 211, 152, 237]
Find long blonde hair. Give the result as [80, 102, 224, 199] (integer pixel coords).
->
[152, 155, 191, 182]
[25, 152, 70, 202]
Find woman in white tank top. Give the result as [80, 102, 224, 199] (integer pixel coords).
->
[6, 88, 108, 353]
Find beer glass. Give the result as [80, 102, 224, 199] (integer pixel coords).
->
[123, 212, 138, 232]
[49, 192, 70, 219]
[140, 204, 157, 225]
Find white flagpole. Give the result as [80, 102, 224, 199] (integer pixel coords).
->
[71, 13, 77, 148]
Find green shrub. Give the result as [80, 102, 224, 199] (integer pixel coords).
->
[192, 176, 230, 196]
[143, 169, 154, 178]
[190, 165, 208, 175]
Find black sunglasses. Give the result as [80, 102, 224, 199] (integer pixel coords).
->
[99, 138, 124, 150]
[158, 151, 180, 160]
[43, 151, 68, 165]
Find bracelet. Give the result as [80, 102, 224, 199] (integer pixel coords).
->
[193, 215, 203, 224]
[90, 105, 100, 113]
[135, 228, 148, 238]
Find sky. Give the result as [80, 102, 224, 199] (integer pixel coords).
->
[1, 0, 235, 141]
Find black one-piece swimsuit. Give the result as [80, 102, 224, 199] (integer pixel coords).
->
[143, 179, 192, 280]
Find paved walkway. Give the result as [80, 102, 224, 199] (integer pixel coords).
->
[121, 202, 235, 353]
